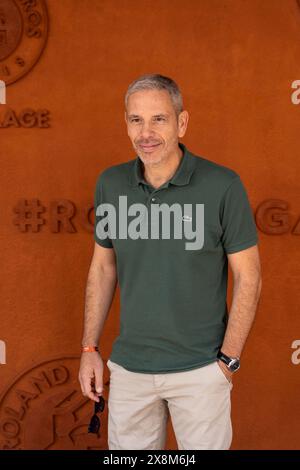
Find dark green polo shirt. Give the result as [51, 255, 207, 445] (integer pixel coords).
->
[94, 142, 259, 373]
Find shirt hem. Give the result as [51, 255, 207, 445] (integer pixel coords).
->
[107, 358, 218, 374]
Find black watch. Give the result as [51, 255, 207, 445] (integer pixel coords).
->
[217, 350, 240, 372]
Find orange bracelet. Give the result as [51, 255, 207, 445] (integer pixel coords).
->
[81, 346, 99, 352]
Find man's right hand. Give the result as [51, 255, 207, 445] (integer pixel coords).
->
[78, 351, 103, 402]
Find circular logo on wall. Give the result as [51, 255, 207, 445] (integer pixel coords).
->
[0, 0, 48, 85]
[0, 357, 110, 450]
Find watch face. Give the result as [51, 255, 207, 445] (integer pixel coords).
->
[229, 360, 240, 372]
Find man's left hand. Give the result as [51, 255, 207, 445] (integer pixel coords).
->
[217, 359, 234, 383]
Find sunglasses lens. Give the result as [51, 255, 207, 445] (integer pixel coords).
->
[95, 396, 105, 413]
[88, 414, 100, 434]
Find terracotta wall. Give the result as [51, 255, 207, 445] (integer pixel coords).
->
[0, 0, 300, 450]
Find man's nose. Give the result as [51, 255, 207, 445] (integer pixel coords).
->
[139, 121, 155, 138]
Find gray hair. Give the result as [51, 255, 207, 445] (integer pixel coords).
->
[125, 73, 183, 117]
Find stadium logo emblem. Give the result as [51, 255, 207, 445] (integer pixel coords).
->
[0, 0, 48, 85]
[0, 357, 110, 449]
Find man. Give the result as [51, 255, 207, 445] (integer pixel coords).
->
[78, 74, 262, 450]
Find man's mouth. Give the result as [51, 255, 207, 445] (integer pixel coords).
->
[139, 143, 161, 152]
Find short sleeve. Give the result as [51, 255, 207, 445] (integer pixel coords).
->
[219, 176, 258, 254]
[94, 174, 114, 248]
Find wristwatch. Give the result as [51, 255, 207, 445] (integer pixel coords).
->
[217, 350, 240, 372]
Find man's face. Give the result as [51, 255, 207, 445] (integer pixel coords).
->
[125, 89, 188, 165]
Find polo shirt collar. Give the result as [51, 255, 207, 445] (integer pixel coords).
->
[129, 142, 196, 188]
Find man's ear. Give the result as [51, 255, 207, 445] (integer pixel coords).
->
[178, 110, 189, 138]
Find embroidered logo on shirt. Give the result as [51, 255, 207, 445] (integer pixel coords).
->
[182, 215, 192, 222]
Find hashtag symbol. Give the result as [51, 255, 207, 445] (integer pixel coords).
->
[13, 199, 45, 232]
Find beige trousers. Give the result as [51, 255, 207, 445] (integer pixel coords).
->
[106, 358, 233, 450]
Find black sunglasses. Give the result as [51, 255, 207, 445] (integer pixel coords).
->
[88, 395, 105, 434]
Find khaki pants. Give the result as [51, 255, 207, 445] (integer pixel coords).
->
[106, 359, 233, 450]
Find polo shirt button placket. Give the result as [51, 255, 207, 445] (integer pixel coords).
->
[149, 195, 161, 206]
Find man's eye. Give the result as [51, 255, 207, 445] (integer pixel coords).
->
[154, 117, 165, 121]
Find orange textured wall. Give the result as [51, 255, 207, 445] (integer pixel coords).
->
[0, 0, 300, 450]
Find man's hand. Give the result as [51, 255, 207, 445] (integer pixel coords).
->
[217, 359, 234, 383]
[78, 351, 103, 402]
